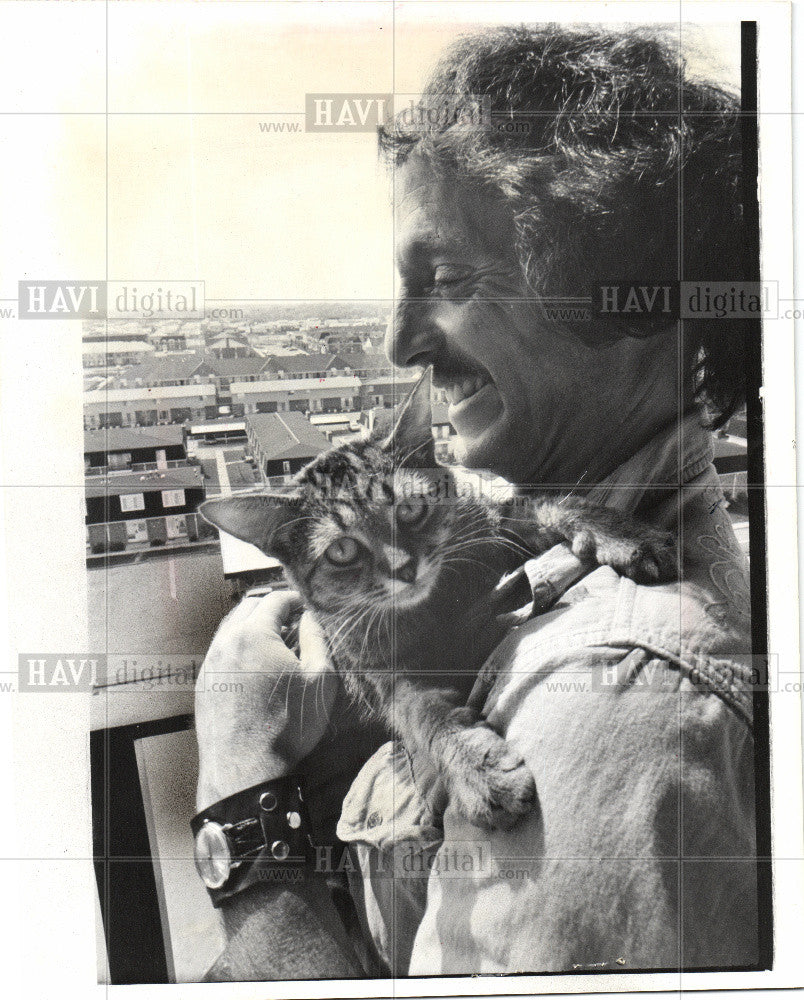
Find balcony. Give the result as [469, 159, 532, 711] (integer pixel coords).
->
[86, 511, 217, 557]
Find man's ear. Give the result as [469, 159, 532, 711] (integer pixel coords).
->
[199, 493, 303, 559]
[382, 367, 435, 465]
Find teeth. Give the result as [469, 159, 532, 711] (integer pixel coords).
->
[446, 375, 488, 406]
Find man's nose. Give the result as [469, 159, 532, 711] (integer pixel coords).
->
[385, 296, 441, 368]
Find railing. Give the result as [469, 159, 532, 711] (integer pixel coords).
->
[131, 459, 190, 471]
[85, 459, 192, 476]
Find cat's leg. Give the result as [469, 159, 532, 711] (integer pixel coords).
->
[503, 496, 678, 583]
[374, 676, 536, 831]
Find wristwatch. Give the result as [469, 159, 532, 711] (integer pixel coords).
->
[191, 776, 313, 906]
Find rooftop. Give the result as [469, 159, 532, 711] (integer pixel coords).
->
[197, 356, 269, 378]
[187, 418, 246, 433]
[262, 353, 339, 375]
[308, 412, 360, 425]
[84, 426, 185, 454]
[83, 341, 154, 354]
[332, 352, 392, 372]
[109, 350, 400, 391]
[246, 412, 330, 462]
[206, 332, 251, 347]
[85, 465, 203, 498]
[112, 351, 269, 387]
[231, 375, 361, 394]
[116, 353, 206, 385]
[84, 384, 216, 403]
[218, 525, 281, 576]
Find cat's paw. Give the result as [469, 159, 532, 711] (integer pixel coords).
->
[445, 724, 536, 831]
[570, 522, 678, 583]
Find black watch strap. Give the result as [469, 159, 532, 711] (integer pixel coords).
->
[191, 776, 313, 907]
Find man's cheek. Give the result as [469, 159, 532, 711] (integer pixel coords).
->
[457, 302, 514, 361]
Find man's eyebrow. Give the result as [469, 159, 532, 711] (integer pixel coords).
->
[400, 235, 443, 258]
[399, 232, 471, 261]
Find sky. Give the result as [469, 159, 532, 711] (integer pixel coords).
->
[3, 2, 741, 303]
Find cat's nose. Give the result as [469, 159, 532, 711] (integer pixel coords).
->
[382, 544, 417, 584]
[392, 559, 418, 584]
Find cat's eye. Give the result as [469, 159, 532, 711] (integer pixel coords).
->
[396, 497, 428, 527]
[324, 536, 361, 567]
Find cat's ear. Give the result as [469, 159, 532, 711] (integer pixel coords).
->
[199, 492, 303, 561]
[382, 367, 435, 465]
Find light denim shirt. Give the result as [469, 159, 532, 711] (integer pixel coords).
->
[336, 414, 758, 976]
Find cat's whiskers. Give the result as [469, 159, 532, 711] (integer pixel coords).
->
[495, 532, 538, 560]
[442, 554, 498, 577]
[430, 526, 492, 554]
[557, 468, 589, 505]
[326, 609, 369, 656]
[433, 535, 500, 560]
[357, 601, 386, 671]
[261, 661, 293, 711]
[315, 668, 328, 728]
[393, 437, 432, 469]
[326, 594, 386, 664]
[297, 670, 310, 740]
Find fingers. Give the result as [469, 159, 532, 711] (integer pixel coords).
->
[241, 589, 304, 634]
[298, 611, 333, 673]
[207, 590, 304, 671]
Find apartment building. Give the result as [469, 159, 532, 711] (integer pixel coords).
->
[84, 426, 187, 471]
[231, 375, 362, 416]
[246, 412, 330, 484]
[85, 466, 208, 553]
[83, 384, 217, 429]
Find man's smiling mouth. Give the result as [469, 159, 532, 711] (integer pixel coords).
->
[431, 365, 504, 438]
[443, 373, 491, 406]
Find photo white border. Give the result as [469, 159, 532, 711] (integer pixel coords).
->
[0, 1, 799, 998]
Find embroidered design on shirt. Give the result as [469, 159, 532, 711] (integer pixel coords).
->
[697, 520, 751, 625]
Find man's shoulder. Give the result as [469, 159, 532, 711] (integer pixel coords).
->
[489, 560, 747, 660]
[480, 560, 754, 728]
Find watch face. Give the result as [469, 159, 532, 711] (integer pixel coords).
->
[194, 821, 232, 889]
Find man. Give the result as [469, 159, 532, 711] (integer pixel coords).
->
[194, 25, 758, 979]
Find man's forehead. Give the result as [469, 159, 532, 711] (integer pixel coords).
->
[394, 155, 511, 260]
[395, 185, 472, 254]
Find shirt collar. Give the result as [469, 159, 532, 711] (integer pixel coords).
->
[587, 410, 714, 516]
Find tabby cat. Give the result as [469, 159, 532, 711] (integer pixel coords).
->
[201, 372, 676, 829]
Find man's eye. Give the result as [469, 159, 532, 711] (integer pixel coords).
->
[396, 497, 428, 527]
[325, 537, 362, 566]
[432, 266, 467, 286]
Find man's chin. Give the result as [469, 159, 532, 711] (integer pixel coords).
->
[453, 423, 519, 480]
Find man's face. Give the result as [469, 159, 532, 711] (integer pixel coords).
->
[386, 155, 588, 483]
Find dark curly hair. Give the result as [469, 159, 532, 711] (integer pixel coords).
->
[379, 25, 748, 425]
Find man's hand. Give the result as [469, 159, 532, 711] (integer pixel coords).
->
[195, 589, 339, 811]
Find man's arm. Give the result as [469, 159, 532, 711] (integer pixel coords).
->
[205, 881, 363, 982]
[194, 591, 374, 981]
